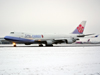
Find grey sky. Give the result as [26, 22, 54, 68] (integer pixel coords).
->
[0, 0, 100, 36]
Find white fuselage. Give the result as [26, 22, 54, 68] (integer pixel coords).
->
[7, 32, 78, 40]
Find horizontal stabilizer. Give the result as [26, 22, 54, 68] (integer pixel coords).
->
[77, 34, 95, 37]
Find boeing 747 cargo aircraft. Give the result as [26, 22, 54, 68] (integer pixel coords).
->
[4, 21, 93, 47]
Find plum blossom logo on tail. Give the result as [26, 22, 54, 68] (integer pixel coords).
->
[77, 24, 84, 33]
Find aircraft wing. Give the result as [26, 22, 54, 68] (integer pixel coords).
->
[34, 37, 77, 44]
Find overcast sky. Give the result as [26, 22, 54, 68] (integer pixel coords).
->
[0, 0, 100, 36]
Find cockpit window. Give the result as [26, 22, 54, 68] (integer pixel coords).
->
[10, 32, 14, 34]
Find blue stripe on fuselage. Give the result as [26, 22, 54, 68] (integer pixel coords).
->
[4, 36, 35, 43]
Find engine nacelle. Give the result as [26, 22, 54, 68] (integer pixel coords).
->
[65, 38, 74, 44]
[46, 40, 53, 45]
[73, 37, 79, 41]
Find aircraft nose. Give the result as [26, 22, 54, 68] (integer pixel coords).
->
[4, 36, 7, 39]
[4, 36, 9, 40]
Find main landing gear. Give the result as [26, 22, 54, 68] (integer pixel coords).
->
[39, 44, 43, 47]
[39, 44, 53, 47]
[13, 42, 16, 47]
[46, 44, 53, 47]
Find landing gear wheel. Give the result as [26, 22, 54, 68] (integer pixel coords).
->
[13, 42, 16, 47]
[39, 44, 43, 47]
[46, 44, 53, 47]
[14, 45, 16, 47]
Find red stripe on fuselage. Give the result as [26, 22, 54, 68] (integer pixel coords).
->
[41, 35, 44, 38]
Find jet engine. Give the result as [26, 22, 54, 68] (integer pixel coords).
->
[65, 38, 73, 44]
[46, 40, 53, 45]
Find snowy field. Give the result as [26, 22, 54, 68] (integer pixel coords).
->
[0, 46, 100, 75]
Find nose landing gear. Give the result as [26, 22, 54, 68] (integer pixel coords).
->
[13, 42, 16, 47]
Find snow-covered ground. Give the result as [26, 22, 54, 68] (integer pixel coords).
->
[0, 47, 100, 75]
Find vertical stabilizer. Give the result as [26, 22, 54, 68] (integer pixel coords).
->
[87, 39, 90, 42]
[72, 21, 86, 34]
[94, 35, 99, 37]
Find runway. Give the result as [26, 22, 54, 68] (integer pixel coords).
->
[0, 45, 100, 75]
[0, 44, 100, 47]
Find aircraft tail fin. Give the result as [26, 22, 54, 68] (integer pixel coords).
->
[94, 35, 99, 37]
[87, 39, 90, 42]
[91, 35, 99, 38]
[72, 21, 86, 34]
